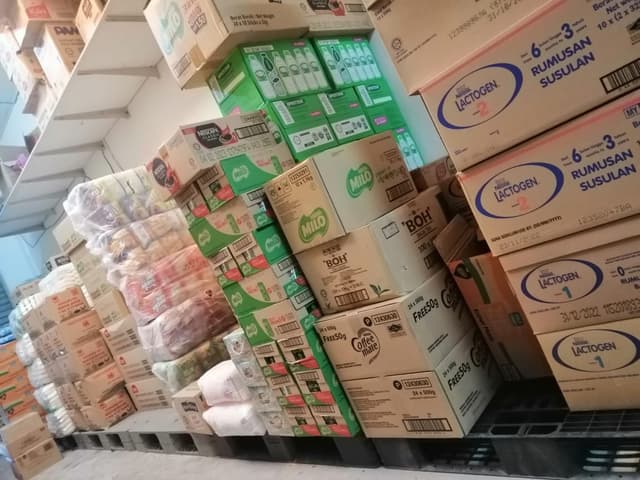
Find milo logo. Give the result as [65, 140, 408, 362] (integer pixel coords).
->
[521, 259, 603, 304]
[264, 234, 282, 253]
[245, 323, 258, 338]
[159, 2, 183, 54]
[232, 165, 250, 182]
[230, 292, 243, 308]
[351, 328, 380, 363]
[298, 208, 329, 244]
[346, 163, 374, 198]
[197, 230, 211, 246]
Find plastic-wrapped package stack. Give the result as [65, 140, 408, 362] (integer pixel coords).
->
[64, 168, 237, 394]
[197, 360, 265, 437]
[223, 329, 293, 436]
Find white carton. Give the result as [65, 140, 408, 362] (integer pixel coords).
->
[369, 0, 543, 94]
[316, 268, 474, 381]
[297, 187, 447, 314]
[266, 132, 416, 253]
[285, 0, 372, 35]
[143, 0, 308, 88]
[342, 328, 501, 438]
[500, 215, 640, 335]
[420, 0, 640, 170]
[537, 317, 640, 411]
[459, 91, 640, 256]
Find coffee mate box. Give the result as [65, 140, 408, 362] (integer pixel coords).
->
[370, 0, 543, 94]
[297, 186, 447, 314]
[208, 248, 243, 288]
[284, 0, 372, 35]
[317, 88, 373, 144]
[421, 1, 640, 171]
[500, 215, 640, 334]
[266, 132, 417, 253]
[33, 23, 84, 97]
[229, 225, 292, 278]
[143, 0, 307, 88]
[537, 317, 640, 411]
[354, 80, 404, 133]
[459, 91, 640, 256]
[316, 268, 474, 381]
[173, 382, 213, 435]
[343, 327, 500, 438]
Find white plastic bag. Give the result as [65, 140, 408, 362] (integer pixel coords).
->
[15, 333, 36, 367]
[46, 408, 76, 437]
[34, 383, 64, 412]
[28, 358, 52, 388]
[197, 360, 252, 407]
[202, 402, 266, 437]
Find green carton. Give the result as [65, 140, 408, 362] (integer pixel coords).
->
[392, 125, 424, 169]
[229, 224, 292, 277]
[355, 80, 404, 133]
[317, 88, 372, 144]
[313, 37, 383, 89]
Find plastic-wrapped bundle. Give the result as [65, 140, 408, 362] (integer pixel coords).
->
[233, 355, 266, 387]
[249, 386, 281, 413]
[34, 384, 64, 412]
[139, 292, 236, 362]
[64, 168, 175, 239]
[223, 328, 253, 360]
[202, 402, 266, 437]
[38, 264, 82, 295]
[15, 334, 37, 367]
[46, 409, 76, 437]
[28, 358, 52, 388]
[197, 361, 252, 407]
[11, 294, 44, 337]
[152, 338, 221, 393]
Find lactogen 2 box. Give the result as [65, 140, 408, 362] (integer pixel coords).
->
[421, 0, 640, 170]
[459, 91, 640, 256]
[500, 215, 640, 334]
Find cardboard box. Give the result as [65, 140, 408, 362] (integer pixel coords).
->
[53, 216, 83, 255]
[93, 290, 129, 327]
[0, 398, 44, 427]
[259, 410, 293, 437]
[74, 0, 103, 42]
[81, 388, 135, 429]
[318, 88, 373, 144]
[270, 376, 304, 407]
[172, 382, 213, 435]
[422, 1, 640, 170]
[37, 310, 102, 360]
[286, 0, 372, 35]
[223, 265, 309, 316]
[0, 341, 17, 364]
[538, 317, 640, 411]
[14, 48, 45, 108]
[500, 215, 640, 334]
[284, 404, 318, 435]
[12, 438, 62, 480]
[143, 0, 308, 89]
[434, 216, 550, 380]
[10, 279, 40, 306]
[392, 125, 423, 170]
[100, 315, 141, 356]
[309, 402, 361, 438]
[55, 336, 112, 382]
[313, 36, 382, 88]
[297, 186, 447, 314]
[33, 22, 84, 97]
[0, 375, 33, 409]
[0, 359, 27, 384]
[0, 413, 50, 459]
[25, 286, 89, 337]
[176, 183, 210, 226]
[208, 248, 242, 288]
[343, 327, 501, 437]
[229, 225, 292, 278]
[252, 342, 288, 377]
[10, 0, 80, 48]
[126, 377, 171, 411]
[67, 408, 90, 431]
[354, 80, 403, 133]
[69, 245, 113, 300]
[267, 132, 417, 253]
[248, 385, 281, 413]
[370, 0, 542, 94]
[316, 268, 473, 381]
[114, 347, 153, 384]
[75, 362, 124, 404]
[56, 383, 88, 410]
[459, 92, 640, 255]
[44, 254, 69, 272]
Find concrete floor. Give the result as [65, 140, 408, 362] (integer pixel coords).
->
[0, 449, 524, 480]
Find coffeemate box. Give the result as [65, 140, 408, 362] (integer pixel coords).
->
[342, 328, 501, 437]
[266, 132, 416, 253]
[459, 91, 640, 256]
[316, 268, 473, 381]
[500, 215, 640, 334]
[421, 1, 640, 170]
[297, 187, 447, 314]
[537, 317, 640, 411]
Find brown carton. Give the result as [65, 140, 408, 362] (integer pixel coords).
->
[12, 438, 62, 480]
[25, 286, 89, 337]
[81, 388, 135, 429]
[0, 412, 50, 458]
[33, 22, 84, 96]
[126, 377, 171, 411]
[52, 215, 84, 255]
[100, 315, 141, 356]
[93, 290, 130, 327]
[114, 347, 154, 383]
[74, 362, 124, 404]
[56, 383, 88, 410]
[55, 336, 112, 382]
[36, 310, 102, 361]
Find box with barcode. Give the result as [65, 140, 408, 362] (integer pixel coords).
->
[208, 248, 242, 288]
[93, 290, 129, 328]
[288, 0, 372, 35]
[238, 188, 276, 229]
[313, 36, 383, 89]
[309, 401, 361, 438]
[127, 377, 171, 411]
[273, 382, 305, 408]
[297, 186, 447, 314]
[113, 347, 154, 384]
[100, 316, 142, 357]
[420, 1, 640, 171]
[284, 405, 321, 437]
[252, 342, 289, 377]
[318, 87, 372, 144]
[75, 363, 124, 404]
[176, 183, 210, 227]
[266, 132, 417, 254]
[229, 224, 292, 278]
[355, 80, 404, 133]
[266, 94, 338, 161]
[342, 327, 501, 438]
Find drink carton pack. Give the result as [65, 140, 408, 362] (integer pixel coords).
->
[354, 79, 403, 133]
[229, 225, 292, 278]
[313, 37, 383, 89]
[318, 88, 372, 144]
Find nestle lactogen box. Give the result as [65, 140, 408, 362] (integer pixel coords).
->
[459, 92, 640, 256]
[537, 317, 640, 411]
[500, 215, 640, 334]
[420, 0, 640, 170]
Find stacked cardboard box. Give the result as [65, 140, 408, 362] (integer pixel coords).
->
[0, 413, 61, 479]
[10, 280, 40, 308]
[266, 133, 502, 438]
[0, 342, 43, 426]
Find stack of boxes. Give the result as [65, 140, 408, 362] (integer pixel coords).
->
[369, 1, 640, 411]
[0, 341, 42, 427]
[265, 132, 502, 438]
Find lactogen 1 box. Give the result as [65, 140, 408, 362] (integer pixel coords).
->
[266, 132, 417, 253]
[537, 317, 640, 411]
[459, 91, 640, 256]
[316, 268, 473, 381]
[342, 328, 501, 438]
[500, 215, 640, 334]
[296, 187, 447, 314]
[420, 0, 640, 171]
[317, 88, 373, 144]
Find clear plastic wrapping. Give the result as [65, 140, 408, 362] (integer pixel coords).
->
[223, 329, 253, 360]
[15, 333, 36, 367]
[139, 293, 236, 362]
[46, 408, 76, 437]
[249, 386, 281, 413]
[38, 264, 82, 295]
[202, 403, 266, 437]
[233, 356, 266, 387]
[28, 358, 52, 388]
[34, 383, 64, 412]
[197, 361, 252, 407]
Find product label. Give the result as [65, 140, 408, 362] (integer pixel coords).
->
[298, 207, 330, 243]
[288, 125, 335, 154]
[346, 163, 374, 198]
[521, 259, 604, 304]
